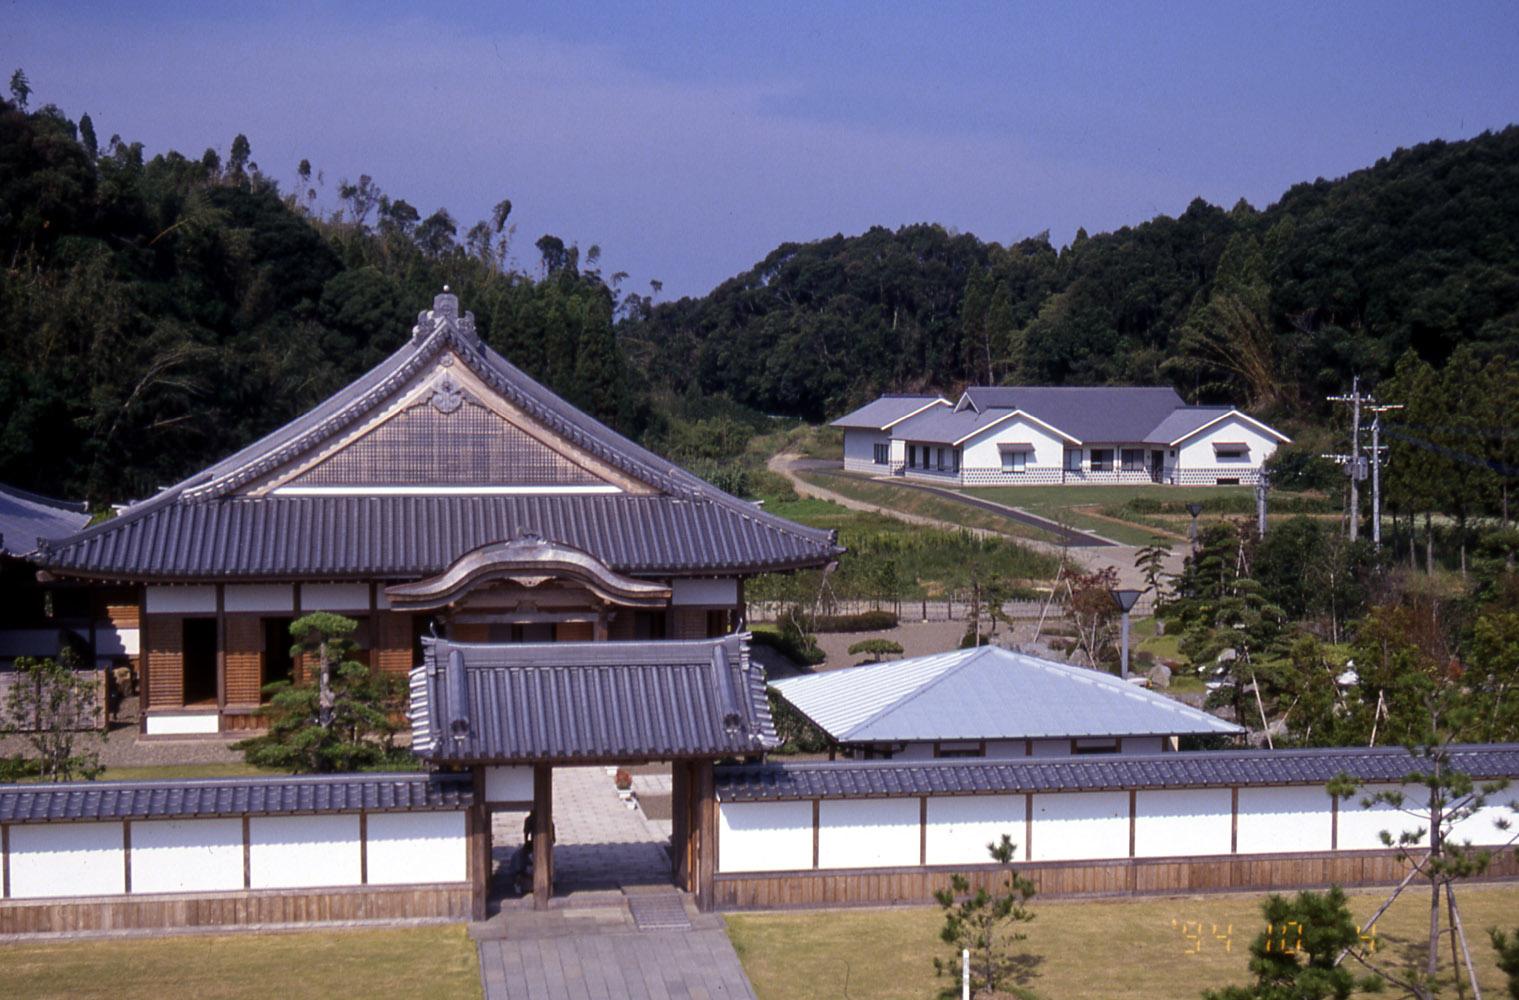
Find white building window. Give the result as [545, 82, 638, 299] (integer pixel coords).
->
[1000, 448, 1029, 473]
[873, 443, 889, 465]
[1090, 449, 1114, 472]
[1214, 443, 1250, 461]
[1064, 448, 1082, 472]
[1120, 448, 1146, 472]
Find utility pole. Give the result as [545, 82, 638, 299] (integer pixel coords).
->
[1366, 403, 1403, 549]
[1327, 377, 1375, 541]
[1255, 466, 1270, 539]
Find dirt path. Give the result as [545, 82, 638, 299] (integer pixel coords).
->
[768, 453, 1183, 591]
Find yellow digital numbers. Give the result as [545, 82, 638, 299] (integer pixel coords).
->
[1171, 919, 1377, 956]
[1171, 919, 1232, 954]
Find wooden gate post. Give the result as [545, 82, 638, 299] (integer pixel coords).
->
[532, 764, 554, 909]
[694, 760, 717, 911]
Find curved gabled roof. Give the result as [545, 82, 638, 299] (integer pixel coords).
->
[0, 484, 89, 558]
[38, 293, 841, 581]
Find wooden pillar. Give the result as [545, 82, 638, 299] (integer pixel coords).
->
[694, 760, 717, 912]
[532, 764, 554, 909]
[469, 767, 490, 920]
[215, 584, 227, 711]
[671, 761, 691, 890]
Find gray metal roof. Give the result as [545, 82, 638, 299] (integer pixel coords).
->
[770, 646, 1242, 743]
[1142, 406, 1292, 446]
[716, 743, 1519, 801]
[890, 405, 1028, 445]
[0, 771, 472, 824]
[38, 293, 840, 581]
[0, 484, 89, 558]
[831, 396, 948, 430]
[412, 634, 778, 763]
[959, 386, 1186, 443]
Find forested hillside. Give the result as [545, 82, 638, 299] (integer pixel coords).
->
[623, 127, 1519, 422]
[1, 76, 1517, 505]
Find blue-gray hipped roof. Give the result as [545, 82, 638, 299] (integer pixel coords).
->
[830, 395, 948, 430]
[883, 385, 1289, 447]
[411, 634, 778, 763]
[715, 743, 1519, 801]
[0, 771, 472, 824]
[0, 484, 89, 559]
[770, 645, 1242, 743]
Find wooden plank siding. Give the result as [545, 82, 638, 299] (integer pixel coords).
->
[223, 616, 264, 705]
[374, 611, 416, 675]
[0, 884, 471, 935]
[144, 614, 184, 710]
[712, 849, 1519, 911]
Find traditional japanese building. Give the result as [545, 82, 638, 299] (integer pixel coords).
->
[36, 291, 842, 739]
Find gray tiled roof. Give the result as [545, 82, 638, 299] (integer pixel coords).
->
[715, 744, 1519, 801]
[37, 494, 837, 579]
[770, 646, 1242, 742]
[38, 293, 840, 580]
[0, 484, 89, 558]
[0, 772, 472, 824]
[411, 634, 778, 763]
[831, 396, 948, 430]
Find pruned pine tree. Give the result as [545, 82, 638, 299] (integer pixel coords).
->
[933, 834, 1037, 998]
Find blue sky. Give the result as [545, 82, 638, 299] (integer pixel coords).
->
[7, 2, 1517, 298]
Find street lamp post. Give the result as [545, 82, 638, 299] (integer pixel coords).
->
[1110, 588, 1143, 679]
[1185, 502, 1203, 551]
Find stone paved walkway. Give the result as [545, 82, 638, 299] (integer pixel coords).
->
[476, 765, 757, 999]
[490, 766, 672, 892]
[477, 923, 756, 1000]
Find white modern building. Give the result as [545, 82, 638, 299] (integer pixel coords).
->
[833, 386, 1289, 486]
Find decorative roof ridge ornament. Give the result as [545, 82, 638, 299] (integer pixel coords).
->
[410, 286, 481, 350]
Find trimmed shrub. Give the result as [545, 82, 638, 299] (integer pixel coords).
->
[811, 610, 898, 633]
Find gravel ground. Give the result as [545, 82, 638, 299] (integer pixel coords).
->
[1, 696, 245, 768]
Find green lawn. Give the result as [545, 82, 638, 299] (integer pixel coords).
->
[727, 882, 1519, 1000]
[0, 924, 481, 1000]
[960, 484, 1263, 546]
[796, 470, 1059, 544]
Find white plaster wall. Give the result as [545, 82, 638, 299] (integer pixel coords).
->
[366, 811, 467, 885]
[145, 585, 216, 614]
[671, 578, 739, 606]
[843, 429, 889, 467]
[926, 795, 1027, 864]
[224, 584, 295, 614]
[1335, 784, 1427, 851]
[1448, 797, 1519, 846]
[818, 798, 919, 869]
[719, 800, 814, 873]
[1030, 740, 1071, 757]
[1134, 788, 1232, 858]
[248, 814, 362, 889]
[1236, 786, 1334, 854]
[96, 625, 140, 657]
[143, 712, 221, 736]
[893, 742, 936, 761]
[130, 818, 244, 893]
[484, 765, 534, 803]
[300, 583, 371, 612]
[9, 822, 125, 899]
[959, 416, 1066, 472]
[1029, 791, 1129, 862]
[1123, 737, 1166, 755]
[1175, 415, 1281, 477]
